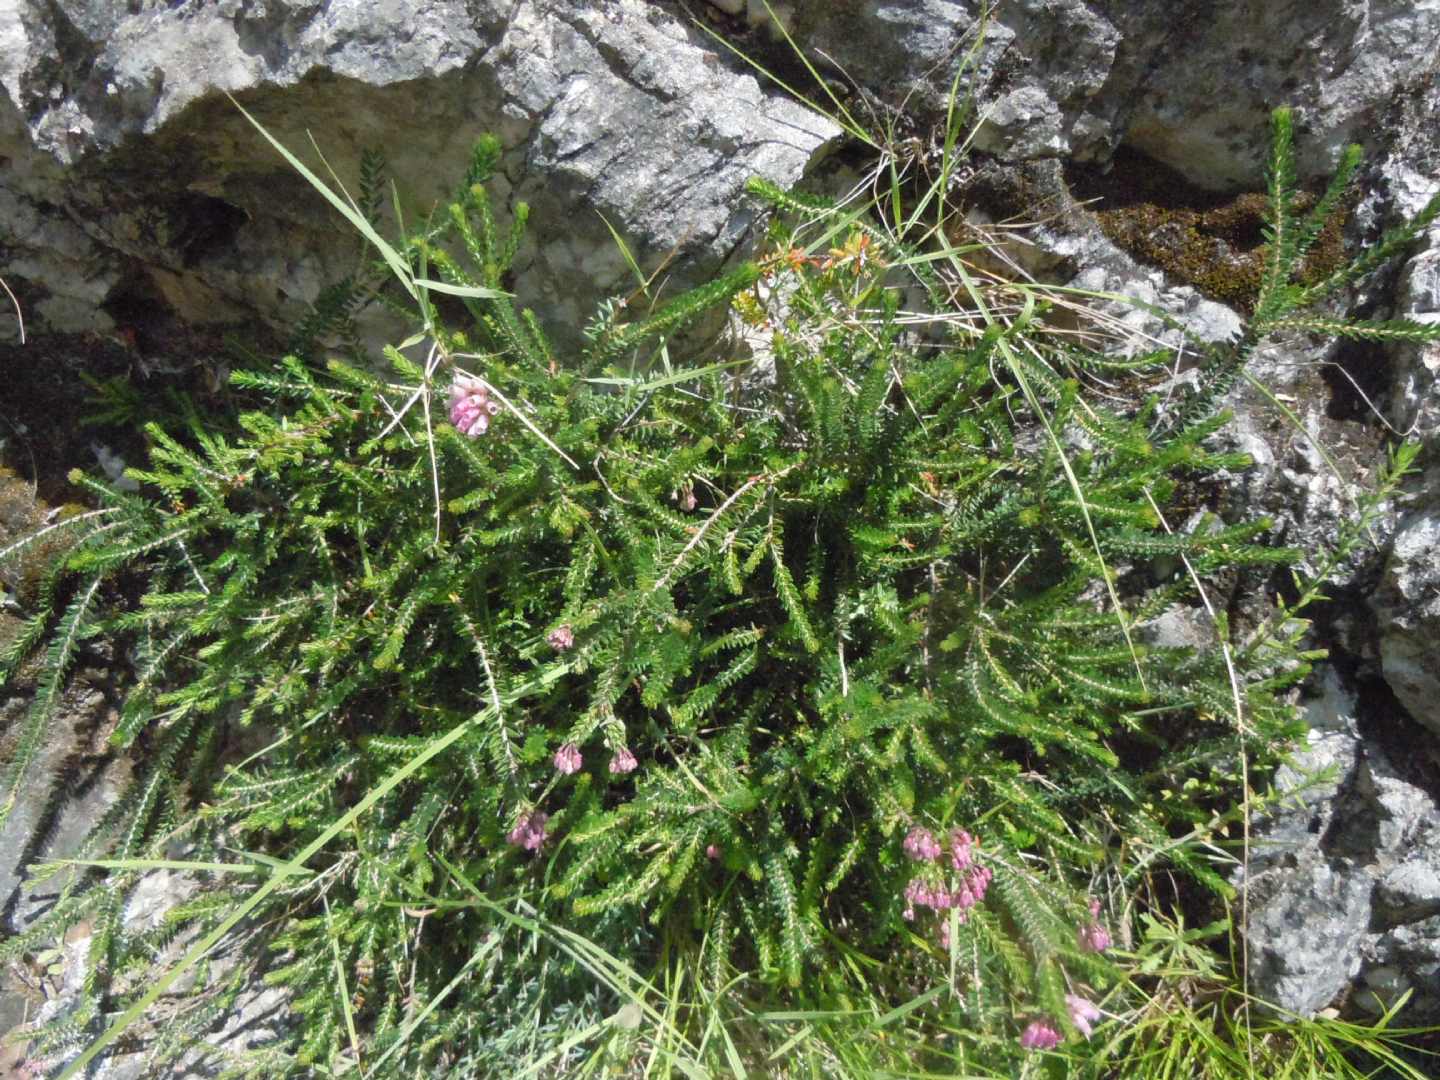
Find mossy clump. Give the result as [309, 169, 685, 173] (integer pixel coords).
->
[1070, 149, 1350, 311]
[0, 467, 52, 606]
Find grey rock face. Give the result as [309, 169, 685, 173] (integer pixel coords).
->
[0, 686, 128, 1042]
[1373, 507, 1440, 737]
[792, 0, 1440, 189]
[1366, 72, 1440, 739]
[0, 0, 839, 340]
[1103, 0, 1440, 189]
[38, 872, 291, 1079]
[1240, 670, 1440, 1021]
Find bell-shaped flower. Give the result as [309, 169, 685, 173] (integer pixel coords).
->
[507, 810, 548, 851]
[553, 743, 582, 775]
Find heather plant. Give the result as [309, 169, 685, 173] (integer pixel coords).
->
[2, 106, 1438, 1077]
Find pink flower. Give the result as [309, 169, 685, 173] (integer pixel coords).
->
[937, 911, 971, 950]
[903, 826, 941, 861]
[608, 747, 638, 774]
[1066, 994, 1101, 1039]
[949, 828, 976, 870]
[706, 844, 721, 860]
[1078, 900, 1111, 952]
[1019, 1018, 1062, 1051]
[553, 743, 582, 775]
[904, 878, 932, 911]
[507, 810, 548, 851]
[546, 625, 574, 651]
[449, 375, 501, 437]
[1079, 922, 1111, 952]
[963, 864, 993, 906]
[904, 826, 992, 927]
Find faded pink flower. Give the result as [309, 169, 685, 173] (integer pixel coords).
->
[903, 878, 934, 913]
[507, 810, 548, 851]
[706, 844, 721, 860]
[449, 375, 501, 438]
[1078, 899, 1111, 952]
[1066, 994, 1102, 1039]
[553, 743, 582, 775]
[608, 747, 638, 774]
[546, 625, 574, 651]
[1019, 1018, 1062, 1051]
[903, 826, 941, 862]
[902, 879, 921, 920]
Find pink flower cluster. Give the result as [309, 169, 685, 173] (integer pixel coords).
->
[1018, 1018, 1061, 1051]
[1013, 901, 1111, 1050]
[553, 743, 582, 775]
[901, 827, 993, 932]
[1018, 994, 1102, 1051]
[903, 825, 941, 861]
[1078, 897, 1112, 953]
[552, 742, 640, 777]
[507, 810, 548, 851]
[547, 625, 574, 651]
[449, 375, 501, 437]
[948, 828, 978, 871]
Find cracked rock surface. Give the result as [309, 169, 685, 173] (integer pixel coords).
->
[0, 0, 839, 341]
[1241, 671, 1440, 1020]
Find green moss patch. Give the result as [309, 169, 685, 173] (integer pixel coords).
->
[1068, 147, 1350, 311]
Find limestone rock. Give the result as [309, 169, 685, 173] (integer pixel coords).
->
[0, 0, 840, 341]
[1241, 670, 1440, 1021]
[791, 0, 1440, 189]
[1373, 506, 1440, 737]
